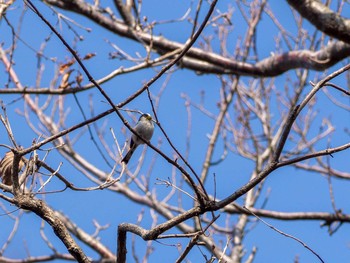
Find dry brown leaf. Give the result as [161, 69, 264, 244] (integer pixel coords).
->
[59, 59, 75, 74]
[59, 69, 74, 89]
[82, 53, 96, 60]
[0, 151, 25, 186]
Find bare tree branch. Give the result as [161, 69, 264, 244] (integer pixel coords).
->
[14, 195, 90, 262]
[43, 0, 350, 77]
[287, 0, 350, 43]
[1, 1, 350, 262]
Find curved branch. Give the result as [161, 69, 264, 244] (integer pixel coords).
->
[2, 40, 349, 96]
[55, 211, 115, 259]
[117, 207, 200, 263]
[14, 195, 90, 262]
[287, 0, 350, 43]
[43, 0, 350, 77]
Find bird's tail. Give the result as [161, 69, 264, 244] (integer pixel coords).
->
[121, 146, 136, 164]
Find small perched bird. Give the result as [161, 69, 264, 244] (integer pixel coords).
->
[121, 113, 155, 164]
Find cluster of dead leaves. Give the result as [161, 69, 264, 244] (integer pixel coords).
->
[0, 151, 25, 186]
[58, 53, 95, 89]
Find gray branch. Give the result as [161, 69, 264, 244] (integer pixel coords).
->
[14, 195, 90, 262]
[287, 0, 350, 43]
[43, 0, 350, 77]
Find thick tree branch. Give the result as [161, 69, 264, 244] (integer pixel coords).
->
[113, 0, 135, 27]
[14, 195, 90, 262]
[55, 211, 116, 260]
[287, 0, 350, 43]
[43, 0, 350, 77]
[2, 40, 350, 94]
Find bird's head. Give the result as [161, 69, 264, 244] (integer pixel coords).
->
[140, 113, 153, 122]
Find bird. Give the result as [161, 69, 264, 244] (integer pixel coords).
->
[121, 113, 155, 164]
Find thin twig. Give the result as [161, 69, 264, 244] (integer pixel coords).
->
[244, 206, 325, 263]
